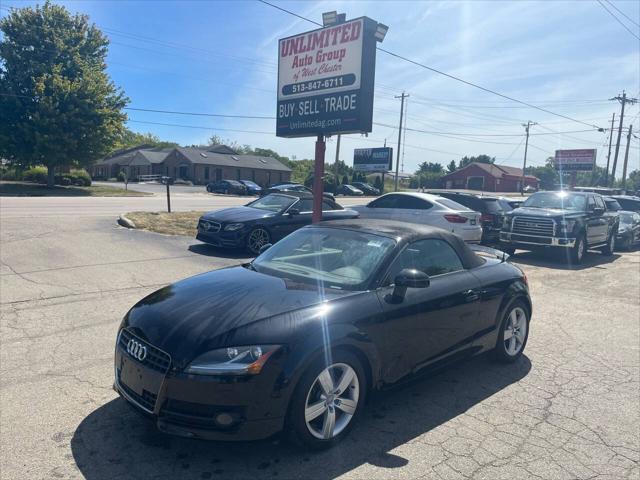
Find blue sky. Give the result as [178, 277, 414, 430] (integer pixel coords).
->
[2, 0, 639, 175]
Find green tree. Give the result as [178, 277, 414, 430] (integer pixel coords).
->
[416, 161, 444, 174]
[113, 128, 178, 151]
[0, 2, 128, 186]
[623, 170, 640, 191]
[447, 160, 458, 173]
[373, 176, 382, 190]
[459, 154, 495, 169]
[525, 158, 558, 190]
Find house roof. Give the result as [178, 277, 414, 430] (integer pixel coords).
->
[174, 147, 292, 172]
[130, 148, 172, 165]
[443, 162, 538, 181]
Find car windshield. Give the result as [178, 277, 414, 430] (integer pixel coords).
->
[246, 194, 295, 212]
[482, 199, 504, 213]
[242, 181, 259, 188]
[523, 192, 586, 211]
[620, 212, 635, 224]
[252, 228, 396, 290]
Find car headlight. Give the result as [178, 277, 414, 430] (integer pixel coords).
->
[557, 219, 576, 232]
[224, 223, 245, 231]
[185, 345, 280, 375]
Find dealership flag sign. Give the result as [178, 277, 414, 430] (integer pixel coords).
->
[553, 149, 597, 171]
[276, 17, 378, 138]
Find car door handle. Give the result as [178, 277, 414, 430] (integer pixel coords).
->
[463, 289, 480, 302]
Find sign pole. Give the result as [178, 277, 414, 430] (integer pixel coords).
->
[312, 134, 326, 224]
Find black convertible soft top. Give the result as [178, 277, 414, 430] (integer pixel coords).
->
[310, 219, 485, 270]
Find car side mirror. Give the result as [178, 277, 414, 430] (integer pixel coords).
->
[390, 268, 430, 302]
[593, 207, 604, 215]
[258, 243, 272, 255]
[287, 208, 300, 216]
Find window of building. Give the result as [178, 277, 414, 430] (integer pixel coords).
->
[216, 169, 222, 181]
[236, 169, 241, 180]
[204, 167, 210, 180]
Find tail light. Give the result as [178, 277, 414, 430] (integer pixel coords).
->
[480, 214, 495, 222]
[444, 214, 469, 224]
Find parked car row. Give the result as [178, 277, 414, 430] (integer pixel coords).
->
[205, 180, 382, 198]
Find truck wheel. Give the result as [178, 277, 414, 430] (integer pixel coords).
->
[570, 234, 586, 264]
[601, 231, 616, 256]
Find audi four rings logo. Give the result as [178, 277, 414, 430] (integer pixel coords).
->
[127, 339, 147, 361]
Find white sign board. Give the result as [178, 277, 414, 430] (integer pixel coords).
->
[276, 18, 377, 137]
[554, 149, 596, 171]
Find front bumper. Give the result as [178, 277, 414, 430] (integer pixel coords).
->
[114, 331, 288, 441]
[500, 232, 576, 248]
[196, 227, 247, 248]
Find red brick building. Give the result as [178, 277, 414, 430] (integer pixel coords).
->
[441, 162, 539, 192]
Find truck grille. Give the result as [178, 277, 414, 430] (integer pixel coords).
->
[512, 216, 554, 237]
[118, 329, 171, 374]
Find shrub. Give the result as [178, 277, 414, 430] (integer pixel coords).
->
[117, 171, 126, 182]
[23, 166, 49, 184]
[0, 166, 22, 181]
[69, 169, 92, 186]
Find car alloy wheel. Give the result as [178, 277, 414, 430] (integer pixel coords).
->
[503, 306, 527, 356]
[247, 228, 270, 255]
[304, 363, 360, 440]
[602, 232, 615, 256]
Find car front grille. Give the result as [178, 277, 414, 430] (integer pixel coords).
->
[117, 370, 158, 412]
[118, 329, 171, 374]
[199, 220, 221, 233]
[512, 216, 554, 237]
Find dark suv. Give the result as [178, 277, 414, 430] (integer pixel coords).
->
[426, 191, 509, 245]
[611, 195, 640, 212]
[500, 191, 619, 263]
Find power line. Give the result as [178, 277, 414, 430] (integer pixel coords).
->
[258, 1, 611, 130]
[124, 107, 275, 120]
[604, 0, 640, 27]
[597, 0, 640, 40]
[127, 119, 273, 135]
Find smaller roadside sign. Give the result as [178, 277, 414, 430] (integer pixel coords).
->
[353, 147, 393, 171]
[553, 149, 596, 171]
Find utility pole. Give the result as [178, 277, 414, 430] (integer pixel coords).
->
[621, 124, 633, 193]
[610, 91, 638, 185]
[520, 121, 537, 196]
[334, 134, 341, 193]
[394, 92, 408, 191]
[604, 113, 615, 186]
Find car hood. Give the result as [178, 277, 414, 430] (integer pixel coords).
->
[122, 266, 349, 364]
[508, 207, 583, 219]
[201, 206, 276, 223]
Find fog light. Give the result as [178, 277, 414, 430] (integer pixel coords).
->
[215, 413, 234, 427]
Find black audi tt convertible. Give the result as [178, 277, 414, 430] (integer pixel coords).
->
[115, 220, 531, 449]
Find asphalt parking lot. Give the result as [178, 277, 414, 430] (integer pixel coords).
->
[1, 194, 638, 480]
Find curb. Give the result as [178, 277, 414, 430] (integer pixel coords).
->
[117, 214, 136, 229]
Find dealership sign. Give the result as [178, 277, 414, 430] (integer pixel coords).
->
[353, 147, 393, 171]
[553, 149, 596, 171]
[276, 17, 378, 138]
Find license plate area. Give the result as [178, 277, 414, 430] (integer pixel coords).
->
[117, 351, 165, 412]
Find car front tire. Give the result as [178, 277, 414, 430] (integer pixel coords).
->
[492, 300, 530, 363]
[601, 230, 616, 256]
[570, 233, 586, 264]
[246, 227, 271, 255]
[287, 350, 367, 450]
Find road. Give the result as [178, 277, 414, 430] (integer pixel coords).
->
[0, 195, 638, 480]
[0, 186, 370, 219]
